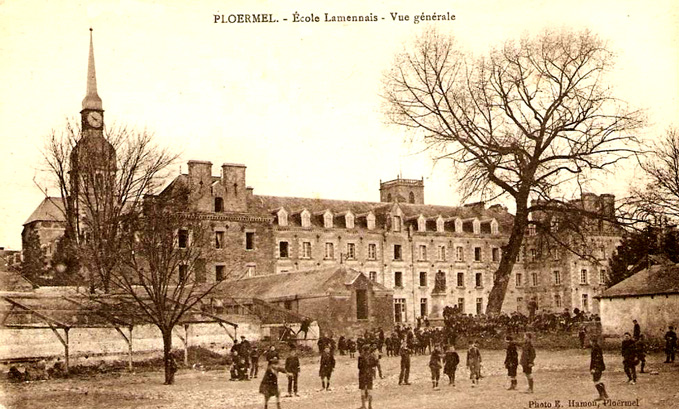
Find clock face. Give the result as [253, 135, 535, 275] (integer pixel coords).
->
[86, 111, 103, 128]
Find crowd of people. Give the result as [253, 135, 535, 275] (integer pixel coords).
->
[230, 313, 676, 409]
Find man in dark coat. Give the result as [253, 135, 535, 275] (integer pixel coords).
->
[319, 347, 336, 391]
[398, 341, 411, 385]
[632, 320, 641, 341]
[443, 344, 460, 386]
[285, 346, 301, 397]
[358, 345, 378, 409]
[621, 332, 637, 384]
[505, 336, 519, 390]
[590, 336, 609, 401]
[520, 333, 536, 393]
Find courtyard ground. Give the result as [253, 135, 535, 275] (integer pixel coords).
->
[1, 349, 678, 409]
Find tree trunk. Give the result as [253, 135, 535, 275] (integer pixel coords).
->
[162, 328, 174, 385]
[486, 197, 530, 315]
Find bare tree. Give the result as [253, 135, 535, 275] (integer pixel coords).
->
[632, 127, 679, 221]
[41, 119, 177, 292]
[111, 186, 223, 385]
[384, 29, 644, 313]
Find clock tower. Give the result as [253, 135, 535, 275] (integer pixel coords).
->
[81, 28, 104, 134]
[70, 29, 117, 201]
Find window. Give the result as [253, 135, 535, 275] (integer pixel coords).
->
[582, 294, 589, 311]
[580, 269, 588, 285]
[394, 298, 406, 323]
[214, 197, 224, 212]
[474, 247, 482, 262]
[215, 265, 226, 281]
[346, 213, 355, 229]
[356, 289, 368, 320]
[346, 243, 356, 260]
[492, 247, 500, 262]
[279, 241, 289, 258]
[490, 219, 499, 235]
[473, 219, 481, 234]
[214, 231, 224, 249]
[325, 242, 335, 259]
[420, 298, 428, 317]
[436, 217, 445, 233]
[553, 270, 561, 285]
[409, 192, 415, 204]
[367, 243, 377, 260]
[516, 248, 522, 262]
[245, 232, 254, 250]
[528, 224, 536, 236]
[393, 216, 402, 232]
[178, 264, 188, 282]
[438, 245, 446, 261]
[284, 300, 293, 310]
[178, 229, 189, 248]
[456, 246, 464, 262]
[394, 271, 403, 288]
[419, 271, 428, 287]
[554, 294, 562, 308]
[515, 273, 523, 287]
[457, 298, 465, 313]
[367, 213, 376, 230]
[301, 241, 312, 259]
[394, 244, 402, 260]
[599, 246, 606, 260]
[550, 218, 559, 233]
[517, 297, 523, 312]
[301, 210, 311, 228]
[476, 298, 483, 315]
[475, 272, 483, 288]
[457, 272, 464, 287]
[418, 216, 426, 232]
[530, 248, 537, 261]
[599, 269, 607, 285]
[531, 272, 538, 286]
[277, 209, 288, 227]
[418, 244, 427, 261]
[369, 271, 377, 281]
[324, 212, 333, 228]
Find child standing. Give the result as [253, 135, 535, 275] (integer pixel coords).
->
[443, 344, 460, 386]
[358, 345, 377, 409]
[284, 347, 300, 397]
[319, 347, 336, 391]
[429, 345, 442, 389]
[466, 340, 482, 387]
[259, 358, 291, 409]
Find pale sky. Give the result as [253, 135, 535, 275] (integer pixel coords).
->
[1, 0, 678, 250]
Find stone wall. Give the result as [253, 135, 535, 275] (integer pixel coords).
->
[598, 294, 679, 338]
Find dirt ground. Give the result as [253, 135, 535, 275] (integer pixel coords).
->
[1, 349, 678, 409]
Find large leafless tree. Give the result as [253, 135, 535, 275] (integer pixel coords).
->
[42, 119, 177, 292]
[384, 29, 644, 313]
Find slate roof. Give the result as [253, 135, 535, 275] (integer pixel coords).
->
[211, 266, 391, 301]
[23, 197, 66, 226]
[598, 263, 679, 298]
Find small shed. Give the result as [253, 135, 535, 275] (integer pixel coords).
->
[597, 262, 679, 338]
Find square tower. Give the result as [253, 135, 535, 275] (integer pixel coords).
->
[380, 177, 425, 204]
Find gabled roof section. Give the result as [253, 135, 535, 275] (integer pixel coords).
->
[598, 262, 679, 298]
[212, 266, 391, 301]
[23, 197, 66, 226]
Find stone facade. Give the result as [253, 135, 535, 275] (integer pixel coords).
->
[519, 194, 622, 315]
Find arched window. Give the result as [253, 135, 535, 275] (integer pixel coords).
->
[301, 210, 311, 228]
[214, 197, 224, 212]
[409, 192, 415, 203]
[387, 193, 392, 202]
[366, 212, 376, 230]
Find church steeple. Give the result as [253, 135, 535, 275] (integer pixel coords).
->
[82, 28, 102, 110]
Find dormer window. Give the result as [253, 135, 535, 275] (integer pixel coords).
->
[454, 218, 463, 233]
[473, 218, 481, 234]
[366, 212, 376, 230]
[417, 215, 426, 232]
[345, 212, 355, 229]
[301, 209, 311, 228]
[436, 216, 445, 233]
[393, 215, 402, 232]
[490, 219, 499, 235]
[323, 211, 334, 228]
[277, 208, 288, 227]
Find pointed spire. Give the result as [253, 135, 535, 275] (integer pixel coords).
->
[82, 28, 103, 110]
